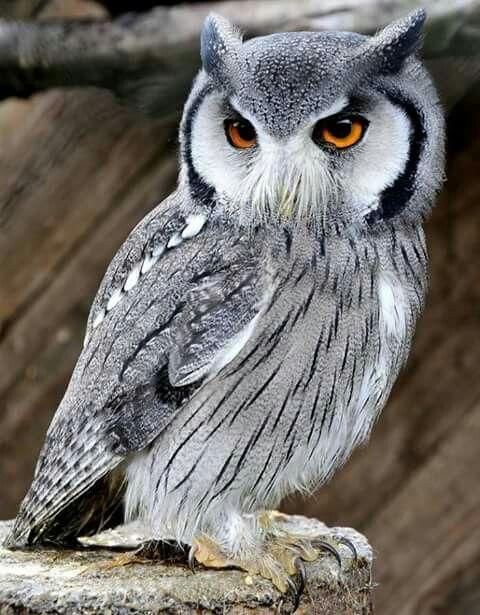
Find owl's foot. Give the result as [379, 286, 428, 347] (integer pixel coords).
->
[191, 510, 351, 610]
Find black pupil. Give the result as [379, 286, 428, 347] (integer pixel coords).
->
[229, 120, 256, 143]
[327, 119, 353, 139]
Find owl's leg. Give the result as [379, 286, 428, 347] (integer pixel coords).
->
[190, 510, 355, 607]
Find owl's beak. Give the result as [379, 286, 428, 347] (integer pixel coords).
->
[238, 139, 337, 226]
[277, 184, 298, 218]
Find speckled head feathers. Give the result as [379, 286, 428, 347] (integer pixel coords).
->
[353, 9, 426, 74]
[181, 9, 444, 231]
[200, 9, 426, 134]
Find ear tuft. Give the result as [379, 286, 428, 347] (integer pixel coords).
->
[200, 13, 242, 81]
[367, 8, 427, 73]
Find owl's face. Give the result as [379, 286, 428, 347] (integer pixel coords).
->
[180, 11, 445, 233]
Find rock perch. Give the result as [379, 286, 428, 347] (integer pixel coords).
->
[0, 516, 372, 613]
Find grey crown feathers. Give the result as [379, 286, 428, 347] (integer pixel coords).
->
[7, 7, 445, 597]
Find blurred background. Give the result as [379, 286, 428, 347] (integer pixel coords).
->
[0, 1, 479, 613]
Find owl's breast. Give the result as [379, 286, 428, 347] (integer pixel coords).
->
[125, 227, 426, 522]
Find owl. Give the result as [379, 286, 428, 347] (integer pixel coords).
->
[7, 8, 445, 604]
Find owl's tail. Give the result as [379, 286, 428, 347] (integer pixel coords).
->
[5, 464, 125, 549]
[4, 394, 125, 549]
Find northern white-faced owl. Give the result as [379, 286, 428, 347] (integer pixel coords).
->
[7, 8, 445, 601]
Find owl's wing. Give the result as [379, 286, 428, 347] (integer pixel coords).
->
[168, 264, 262, 387]
[8, 197, 267, 547]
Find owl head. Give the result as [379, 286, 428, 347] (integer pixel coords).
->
[179, 9, 445, 233]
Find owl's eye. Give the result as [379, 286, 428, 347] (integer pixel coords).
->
[225, 118, 257, 149]
[312, 115, 368, 150]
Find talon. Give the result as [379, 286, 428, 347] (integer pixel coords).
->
[285, 574, 302, 613]
[188, 543, 197, 573]
[294, 557, 307, 603]
[313, 539, 342, 569]
[335, 535, 358, 561]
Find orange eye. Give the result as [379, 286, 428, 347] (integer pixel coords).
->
[313, 115, 368, 149]
[225, 118, 257, 149]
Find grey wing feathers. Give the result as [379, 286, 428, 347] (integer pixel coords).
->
[8, 200, 266, 547]
[8, 401, 123, 546]
[8, 383, 182, 547]
[169, 264, 262, 386]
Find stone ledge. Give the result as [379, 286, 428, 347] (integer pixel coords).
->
[0, 517, 373, 614]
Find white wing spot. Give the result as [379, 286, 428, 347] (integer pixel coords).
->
[92, 309, 105, 328]
[141, 253, 159, 274]
[124, 263, 141, 291]
[182, 214, 206, 239]
[167, 232, 183, 249]
[90, 216, 208, 333]
[106, 288, 123, 311]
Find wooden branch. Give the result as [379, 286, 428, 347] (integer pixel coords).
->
[0, 517, 373, 613]
[0, 0, 478, 114]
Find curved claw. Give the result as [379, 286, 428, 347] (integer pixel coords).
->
[281, 557, 308, 613]
[188, 543, 197, 573]
[285, 574, 302, 613]
[312, 539, 342, 569]
[293, 557, 306, 604]
[335, 535, 358, 562]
